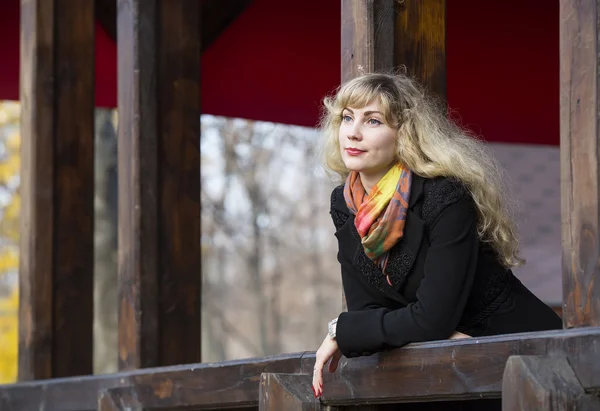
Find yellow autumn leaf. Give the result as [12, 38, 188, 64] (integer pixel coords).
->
[0, 248, 18, 275]
[5, 132, 20, 152]
[4, 195, 19, 219]
[0, 155, 20, 185]
[0, 288, 18, 384]
[0, 100, 21, 384]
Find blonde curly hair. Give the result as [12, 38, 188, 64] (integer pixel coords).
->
[319, 72, 524, 268]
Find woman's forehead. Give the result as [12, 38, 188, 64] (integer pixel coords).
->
[343, 101, 382, 112]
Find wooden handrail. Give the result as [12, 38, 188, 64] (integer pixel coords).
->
[1, 328, 599, 410]
[0, 353, 310, 411]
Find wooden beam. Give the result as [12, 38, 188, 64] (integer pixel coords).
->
[19, 0, 95, 380]
[96, 0, 117, 42]
[157, 0, 202, 367]
[96, 0, 251, 53]
[340, 0, 446, 93]
[0, 353, 307, 411]
[259, 374, 319, 411]
[1, 329, 600, 410]
[316, 328, 600, 405]
[200, 0, 253, 51]
[117, 0, 201, 370]
[502, 356, 600, 410]
[395, 0, 446, 96]
[341, 0, 395, 83]
[560, 0, 600, 328]
[117, 0, 160, 370]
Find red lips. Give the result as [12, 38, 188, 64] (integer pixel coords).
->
[345, 148, 365, 156]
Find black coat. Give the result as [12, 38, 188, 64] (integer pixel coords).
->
[330, 174, 562, 358]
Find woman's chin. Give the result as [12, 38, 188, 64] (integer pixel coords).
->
[342, 159, 366, 173]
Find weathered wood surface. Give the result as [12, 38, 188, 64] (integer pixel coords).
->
[156, 0, 202, 367]
[337, 401, 501, 410]
[560, 0, 600, 328]
[502, 355, 600, 410]
[395, 0, 446, 96]
[341, 0, 446, 92]
[117, 0, 202, 370]
[97, 0, 251, 53]
[2, 329, 600, 410]
[0, 353, 307, 411]
[259, 374, 319, 411]
[341, 0, 395, 83]
[117, 0, 160, 371]
[316, 328, 600, 406]
[19, 0, 95, 381]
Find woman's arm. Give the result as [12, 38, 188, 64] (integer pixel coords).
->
[335, 197, 479, 357]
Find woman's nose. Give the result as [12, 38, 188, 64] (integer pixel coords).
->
[348, 125, 362, 140]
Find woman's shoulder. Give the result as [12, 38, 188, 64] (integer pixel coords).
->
[329, 184, 351, 230]
[419, 175, 472, 226]
[330, 184, 347, 212]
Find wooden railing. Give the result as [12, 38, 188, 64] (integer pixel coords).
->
[1, 327, 599, 410]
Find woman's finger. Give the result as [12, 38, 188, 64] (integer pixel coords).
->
[312, 360, 324, 397]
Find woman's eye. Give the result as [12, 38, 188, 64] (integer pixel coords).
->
[342, 115, 352, 122]
[367, 118, 382, 125]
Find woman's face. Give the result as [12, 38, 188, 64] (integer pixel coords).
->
[338, 100, 398, 183]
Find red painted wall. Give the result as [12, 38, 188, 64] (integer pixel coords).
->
[446, 0, 559, 146]
[0, 0, 559, 146]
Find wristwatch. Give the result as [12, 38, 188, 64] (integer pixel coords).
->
[328, 317, 338, 340]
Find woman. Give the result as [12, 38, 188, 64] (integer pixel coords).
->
[311, 72, 562, 398]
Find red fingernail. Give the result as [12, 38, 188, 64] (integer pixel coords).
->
[312, 386, 317, 398]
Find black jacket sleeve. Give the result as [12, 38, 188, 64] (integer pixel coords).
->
[335, 197, 479, 357]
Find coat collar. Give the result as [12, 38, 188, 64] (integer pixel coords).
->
[408, 173, 424, 209]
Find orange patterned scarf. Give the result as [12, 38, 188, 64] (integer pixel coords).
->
[343, 163, 412, 285]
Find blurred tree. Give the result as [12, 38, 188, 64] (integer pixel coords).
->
[0, 101, 21, 383]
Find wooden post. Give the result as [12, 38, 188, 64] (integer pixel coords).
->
[395, 0, 446, 96]
[502, 356, 600, 410]
[560, 0, 600, 328]
[341, 0, 395, 83]
[117, 0, 201, 370]
[19, 0, 95, 380]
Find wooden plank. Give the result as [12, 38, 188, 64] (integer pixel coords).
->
[96, 0, 250, 53]
[97, 390, 134, 411]
[560, 0, 600, 328]
[0, 353, 306, 411]
[259, 374, 319, 411]
[341, 0, 395, 83]
[337, 401, 501, 410]
[502, 355, 600, 410]
[19, 0, 95, 381]
[316, 328, 600, 406]
[156, 0, 202, 367]
[395, 0, 446, 96]
[3, 330, 600, 410]
[117, 0, 201, 370]
[117, 0, 160, 371]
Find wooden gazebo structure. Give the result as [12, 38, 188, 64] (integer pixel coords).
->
[0, 0, 598, 409]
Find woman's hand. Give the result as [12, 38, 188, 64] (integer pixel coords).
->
[312, 335, 342, 398]
[450, 331, 471, 339]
